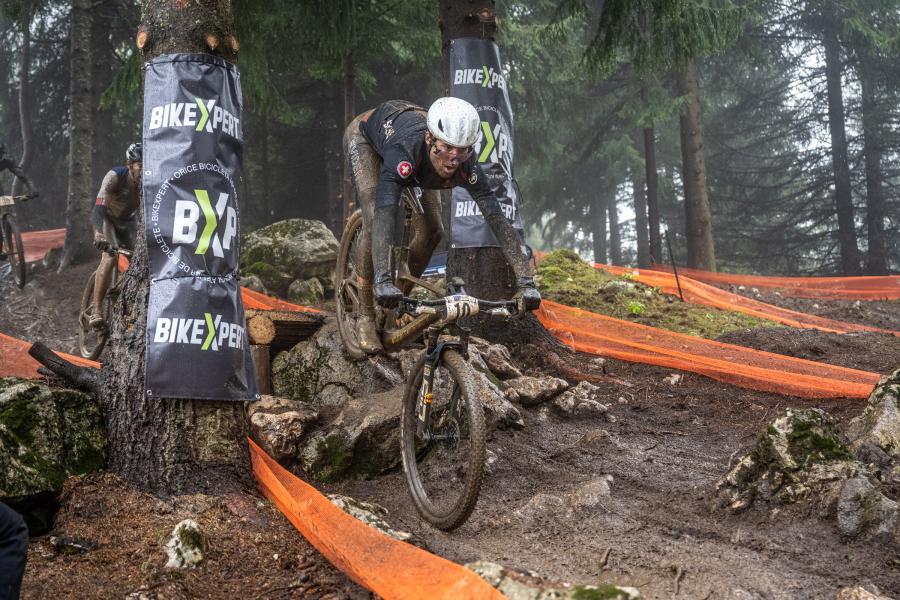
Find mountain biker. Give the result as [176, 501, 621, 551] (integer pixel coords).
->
[344, 97, 541, 355]
[89, 142, 141, 328]
[0, 143, 37, 261]
[0, 501, 28, 600]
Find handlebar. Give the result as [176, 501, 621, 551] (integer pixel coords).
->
[400, 294, 519, 320]
[0, 193, 37, 207]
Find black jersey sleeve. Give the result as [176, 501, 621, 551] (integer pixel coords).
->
[374, 144, 416, 209]
[461, 161, 504, 218]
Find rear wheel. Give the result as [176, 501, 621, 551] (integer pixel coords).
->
[2, 214, 26, 288]
[334, 208, 367, 360]
[78, 265, 117, 360]
[400, 349, 486, 531]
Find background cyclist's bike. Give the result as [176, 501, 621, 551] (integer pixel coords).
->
[0, 194, 38, 288]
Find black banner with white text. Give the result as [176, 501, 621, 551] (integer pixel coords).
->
[142, 54, 257, 401]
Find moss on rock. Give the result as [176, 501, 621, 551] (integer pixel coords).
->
[537, 249, 779, 339]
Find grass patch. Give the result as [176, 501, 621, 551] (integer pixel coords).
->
[537, 249, 782, 339]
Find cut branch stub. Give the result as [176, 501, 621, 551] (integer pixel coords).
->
[136, 26, 148, 50]
[206, 33, 219, 51]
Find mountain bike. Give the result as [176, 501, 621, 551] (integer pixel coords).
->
[78, 244, 132, 360]
[0, 194, 37, 288]
[335, 192, 519, 530]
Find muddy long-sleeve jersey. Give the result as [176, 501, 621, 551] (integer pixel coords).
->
[360, 100, 503, 217]
[0, 157, 34, 196]
[91, 167, 140, 232]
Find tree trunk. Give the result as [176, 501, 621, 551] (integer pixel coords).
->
[11, 12, 33, 201]
[96, 0, 248, 494]
[592, 191, 607, 264]
[341, 51, 355, 224]
[643, 125, 661, 264]
[675, 61, 716, 271]
[822, 27, 860, 274]
[858, 57, 888, 275]
[91, 0, 116, 192]
[607, 191, 621, 266]
[59, 0, 95, 269]
[260, 106, 270, 223]
[632, 163, 650, 268]
[441, 0, 516, 299]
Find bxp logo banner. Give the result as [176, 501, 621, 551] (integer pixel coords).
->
[142, 54, 257, 401]
[449, 38, 524, 249]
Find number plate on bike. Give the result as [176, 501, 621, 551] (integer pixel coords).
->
[445, 295, 479, 319]
[0, 196, 14, 207]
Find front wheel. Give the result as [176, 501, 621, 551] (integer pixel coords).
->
[78, 265, 116, 360]
[1, 214, 26, 288]
[401, 349, 486, 531]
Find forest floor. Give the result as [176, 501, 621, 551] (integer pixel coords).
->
[2, 261, 900, 599]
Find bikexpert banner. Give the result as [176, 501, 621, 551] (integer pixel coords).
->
[142, 54, 258, 402]
[449, 38, 524, 248]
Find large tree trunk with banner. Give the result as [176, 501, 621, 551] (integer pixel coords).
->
[676, 61, 716, 271]
[59, 0, 95, 270]
[440, 0, 517, 301]
[93, 0, 250, 494]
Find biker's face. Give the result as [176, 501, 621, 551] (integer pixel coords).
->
[427, 134, 471, 179]
[128, 161, 142, 186]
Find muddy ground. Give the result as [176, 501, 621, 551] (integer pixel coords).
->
[2, 265, 900, 599]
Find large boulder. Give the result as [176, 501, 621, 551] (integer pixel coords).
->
[847, 368, 900, 479]
[271, 321, 403, 408]
[247, 395, 318, 464]
[0, 378, 105, 501]
[243, 219, 339, 296]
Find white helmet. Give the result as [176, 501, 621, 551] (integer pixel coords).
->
[427, 97, 481, 148]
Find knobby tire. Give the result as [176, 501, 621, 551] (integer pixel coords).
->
[401, 349, 486, 531]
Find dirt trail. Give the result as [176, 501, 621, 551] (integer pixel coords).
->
[327, 356, 900, 599]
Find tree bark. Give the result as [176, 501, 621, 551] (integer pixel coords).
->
[441, 0, 517, 299]
[858, 57, 888, 275]
[260, 106, 270, 223]
[632, 163, 650, 268]
[59, 0, 95, 270]
[96, 0, 248, 495]
[592, 191, 607, 264]
[11, 11, 33, 201]
[607, 191, 621, 266]
[643, 125, 661, 264]
[675, 61, 716, 271]
[91, 0, 116, 190]
[822, 26, 860, 275]
[341, 50, 355, 224]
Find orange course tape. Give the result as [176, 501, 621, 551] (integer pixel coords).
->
[599, 264, 899, 337]
[21, 228, 66, 263]
[249, 438, 505, 600]
[651, 263, 900, 301]
[536, 300, 880, 399]
[0, 332, 99, 378]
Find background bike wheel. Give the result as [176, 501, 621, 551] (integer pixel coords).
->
[400, 349, 486, 531]
[2, 215, 26, 288]
[78, 268, 115, 360]
[334, 209, 367, 360]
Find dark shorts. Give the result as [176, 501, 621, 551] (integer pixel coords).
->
[106, 216, 137, 250]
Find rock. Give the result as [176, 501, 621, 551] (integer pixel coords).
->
[835, 587, 894, 600]
[42, 246, 61, 270]
[0, 378, 105, 501]
[514, 493, 567, 521]
[470, 367, 524, 430]
[551, 381, 609, 417]
[714, 408, 859, 512]
[49, 535, 97, 555]
[299, 390, 401, 482]
[847, 368, 900, 475]
[471, 338, 522, 380]
[271, 321, 403, 408]
[836, 476, 898, 542]
[466, 561, 642, 600]
[164, 519, 206, 569]
[327, 494, 412, 542]
[243, 219, 339, 294]
[578, 429, 615, 449]
[589, 357, 607, 373]
[247, 395, 318, 464]
[287, 277, 325, 305]
[504, 376, 569, 407]
[664, 373, 683, 385]
[241, 274, 268, 294]
[567, 476, 613, 510]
